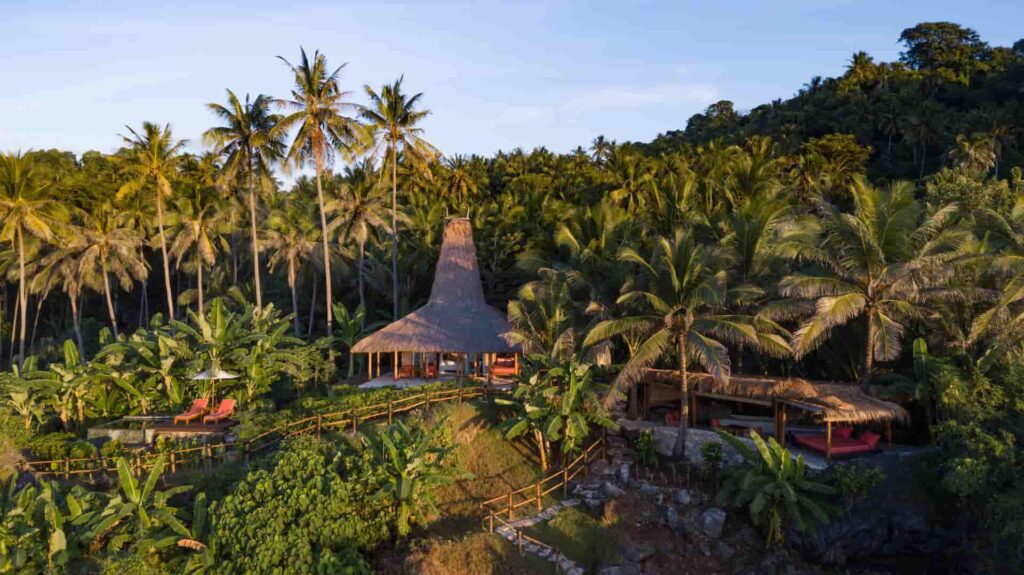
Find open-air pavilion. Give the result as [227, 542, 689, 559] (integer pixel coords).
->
[638, 369, 911, 462]
[352, 218, 520, 386]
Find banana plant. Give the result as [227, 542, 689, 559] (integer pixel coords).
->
[0, 476, 99, 573]
[89, 456, 192, 554]
[715, 430, 838, 547]
[366, 421, 469, 537]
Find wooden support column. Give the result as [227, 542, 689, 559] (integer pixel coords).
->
[393, 352, 398, 381]
[376, 352, 381, 379]
[780, 404, 788, 446]
[826, 420, 832, 464]
[514, 352, 520, 375]
[690, 394, 699, 427]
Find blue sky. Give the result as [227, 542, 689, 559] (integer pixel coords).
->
[1, 1, 1021, 159]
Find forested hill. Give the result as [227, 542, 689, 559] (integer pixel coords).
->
[639, 22, 1024, 182]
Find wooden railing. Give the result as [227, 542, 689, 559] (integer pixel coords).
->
[19, 384, 487, 480]
[480, 433, 606, 530]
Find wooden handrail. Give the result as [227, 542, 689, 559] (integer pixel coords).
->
[21, 383, 488, 479]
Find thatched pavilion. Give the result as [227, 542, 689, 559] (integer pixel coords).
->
[639, 369, 911, 461]
[352, 218, 520, 382]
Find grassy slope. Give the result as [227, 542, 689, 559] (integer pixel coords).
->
[399, 533, 555, 575]
[422, 399, 546, 534]
[525, 506, 621, 570]
[375, 399, 555, 573]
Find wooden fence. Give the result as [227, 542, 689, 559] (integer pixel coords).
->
[18, 384, 486, 480]
[479, 433, 606, 530]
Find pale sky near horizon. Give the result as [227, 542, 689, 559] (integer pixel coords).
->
[1, 1, 1021, 161]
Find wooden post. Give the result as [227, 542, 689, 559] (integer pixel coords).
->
[562, 468, 569, 496]
[170, 451, 177, 474]
[134, 453, 142, 477]
[514, 352, 520, 375]
[376, 352, 381, 380]
[507, 492, 514, 519]
[535, 482, 543, 512]
[458, 387, 464, 404]
[63, 457, 70, 480]
[488, 512, 494, 533]
[387, 400, 394, 425]
[826, 421, 832, 464]
[517, 529, 523, 555]
[317, 414, 322, 440]
[351, 413, 358, 434]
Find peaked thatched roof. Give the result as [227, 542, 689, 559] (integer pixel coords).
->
[642, 369, 910, 425]
[352, 218, 517, 354]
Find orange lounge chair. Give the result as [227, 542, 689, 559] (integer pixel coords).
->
[173, 398, 209, 425]
[202, 399, 236, 424]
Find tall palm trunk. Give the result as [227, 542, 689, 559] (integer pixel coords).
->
[156, 190, 175, 319]
[70, 294, 85, 357]
[861, 311, 875, 389]
[196, 249, 205, 316]
[391, 144, 400, 320]
[288, 257, 300, 336]
[101, 260, 119, 338]
[17, 225, 27, 367]
[673, 337, 690, 457]
[8, 290, 19, 365]
[247, 168, 263, 308]
[358, 239, 366, 324]
[314, 153, 333, 339]
[29, 294, 44, 354]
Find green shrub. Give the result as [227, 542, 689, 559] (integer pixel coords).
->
[209, 435, 389, 574]
[26, 432, 78, 460]
[634, 430, 657, 467]
[700, 440, 724, 480]
[827, 464, 886, 510]
[99, 439, 127, 459]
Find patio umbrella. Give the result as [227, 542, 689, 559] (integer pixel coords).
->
[191, 368, 239, 403]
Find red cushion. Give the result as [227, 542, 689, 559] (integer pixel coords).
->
[859, 431, 881, 450]
[835, 425, 854, 439]
[793, 434, 875, 455]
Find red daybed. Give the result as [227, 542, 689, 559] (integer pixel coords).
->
[491, 356, 517, 377]
[793, 428, 881, 456]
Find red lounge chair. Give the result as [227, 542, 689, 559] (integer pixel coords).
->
[398, 365, 416, 379]
[202, 399, 236, 424]
[424, 364, 438, 378]
[173, 399, 209, 425]
[793, 430, 881, 457]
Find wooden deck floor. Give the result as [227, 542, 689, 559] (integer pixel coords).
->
[150, 420, 237, 435]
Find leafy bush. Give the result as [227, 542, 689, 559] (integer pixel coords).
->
[26, 431, 97, 471]
[99, 439, 127, 459]
[700, 440, 724, 478]
[827, 464, 886, 510]
[715, 431, 838, 547]
[208, 435, 389, 574]
[634, 430, 657, 467]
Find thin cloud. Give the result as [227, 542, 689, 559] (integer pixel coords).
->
[564, 82, 718, 112]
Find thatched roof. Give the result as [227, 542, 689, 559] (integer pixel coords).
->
[352, 218, 517, 354]
[642, 369, 910, 425]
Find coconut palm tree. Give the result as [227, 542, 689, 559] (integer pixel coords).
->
[204, 90, 285, 309]
[75, 206, 148, 338]
[330, 161, 390, 316]
[779, 177, 966, 386]
[118, 122, 187, 319]
[276, 48, 363, 340]
[169, 184, 227, 316]
[264, 197, 321, 336]
[585, 229, 789, 456]
[360, 76, 439, 320]
[0, 151, 64, 365]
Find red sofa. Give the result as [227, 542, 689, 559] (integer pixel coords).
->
[793, 429, 881, 456]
